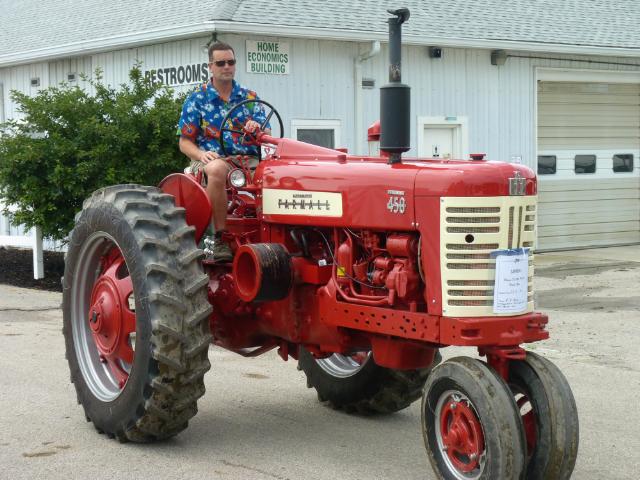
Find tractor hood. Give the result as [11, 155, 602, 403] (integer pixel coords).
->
[410, 159, 537, 197]
[257, 141, 536, 230]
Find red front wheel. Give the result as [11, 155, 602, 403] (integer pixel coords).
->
[422, 357, 526, 480]
[508, 352, 579, 480]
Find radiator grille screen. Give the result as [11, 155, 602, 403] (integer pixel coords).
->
[440, 196, 536, 317]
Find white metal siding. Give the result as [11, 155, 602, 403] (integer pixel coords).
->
[537, 81, 640, 250]
[2, 39, 640, 163]
[0, 62, 49, 120]
[0, 82, 4, 123]
[49, 57, 93, 88]
[2, 36, 640, 251]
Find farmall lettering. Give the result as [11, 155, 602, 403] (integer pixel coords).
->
[263, 188, 342, 216]
[63, 8, 578, 480]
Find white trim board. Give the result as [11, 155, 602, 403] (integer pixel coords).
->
[4, 21, 640, 68]
[0, 83, 4, 123]
[416, 116, 469, 159]
[291, 119, 342, 149]
[537, 68, 640, 84]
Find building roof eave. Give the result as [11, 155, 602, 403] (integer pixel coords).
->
[2, 19, 639, 69]
[0, 22, 216, 68]
[215, 21, 640, 59]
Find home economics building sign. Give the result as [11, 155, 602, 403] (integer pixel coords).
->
[246, 41, 290, 75]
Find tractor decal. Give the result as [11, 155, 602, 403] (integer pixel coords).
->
[263, 189, 343, 217]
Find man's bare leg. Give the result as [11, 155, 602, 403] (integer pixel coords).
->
[203, 159, 233, 261]
[204, 159, 229, 231]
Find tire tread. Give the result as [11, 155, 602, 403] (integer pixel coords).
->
[63, 184, 212, 443]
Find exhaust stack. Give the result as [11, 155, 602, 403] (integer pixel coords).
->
[380, 8, 411, 164]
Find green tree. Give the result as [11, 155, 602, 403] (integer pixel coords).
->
[0, 65, 187, 241]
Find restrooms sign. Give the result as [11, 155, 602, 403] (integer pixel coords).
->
[144, 63, 209, 86]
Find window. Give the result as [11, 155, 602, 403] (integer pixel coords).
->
[575, 154, 596, 174]
[613, 154, 634, 173]
[537, 155, 557, 175]
[297, 129, 335, 149]
[291, 119, 341, 149]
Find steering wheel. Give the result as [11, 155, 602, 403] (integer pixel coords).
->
[219, 99, 284, 160]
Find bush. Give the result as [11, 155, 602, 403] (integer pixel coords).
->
[0, 65, 187, 241]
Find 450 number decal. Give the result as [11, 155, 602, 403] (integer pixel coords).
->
[386, 190, 407, 214]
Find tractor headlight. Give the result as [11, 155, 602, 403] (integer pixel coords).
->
[228, 168, 247, 188]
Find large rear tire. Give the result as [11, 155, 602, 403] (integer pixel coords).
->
[63, 185, 213, 442]
[298, 347, 441, 414]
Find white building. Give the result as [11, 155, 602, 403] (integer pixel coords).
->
[1, 0, 639, 250]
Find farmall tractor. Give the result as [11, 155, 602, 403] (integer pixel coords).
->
[62, 8, 579, 480]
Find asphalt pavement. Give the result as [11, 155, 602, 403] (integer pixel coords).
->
[0, 245, 639, 479]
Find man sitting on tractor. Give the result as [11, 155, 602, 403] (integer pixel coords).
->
[177, 41, 269, 261]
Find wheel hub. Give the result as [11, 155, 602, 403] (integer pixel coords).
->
[89, 276, 124, 355]
[85, 248, 136, 390]
[438, 393, 485, 476]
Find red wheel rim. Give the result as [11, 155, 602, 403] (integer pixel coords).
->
[438, 392, 485, 474]
[516, 394, 538, 457]
[87, 247, 136, 390]
[350, 351, 370, 364]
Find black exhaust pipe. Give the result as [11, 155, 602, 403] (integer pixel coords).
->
[380, 7, 410, 164]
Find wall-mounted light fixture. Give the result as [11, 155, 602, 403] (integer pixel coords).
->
[491, 50, 508, 66]
[428, 46, 443, 59]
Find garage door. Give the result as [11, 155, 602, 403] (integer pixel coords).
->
[537, 81, 640, 250]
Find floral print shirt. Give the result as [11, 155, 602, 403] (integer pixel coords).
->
[177, 80, 268, 156]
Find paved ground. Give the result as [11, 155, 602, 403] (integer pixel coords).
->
[0, 245, 638, 479]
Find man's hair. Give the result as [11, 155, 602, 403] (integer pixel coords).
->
[208, 42, 235, 60]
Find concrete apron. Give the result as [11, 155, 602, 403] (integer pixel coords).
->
[534, 245, 640, 312]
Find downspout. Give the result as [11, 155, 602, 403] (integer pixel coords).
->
[354, 41, 380, 155]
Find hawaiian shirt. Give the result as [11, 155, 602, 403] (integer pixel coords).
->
[177, 80, 269, 157]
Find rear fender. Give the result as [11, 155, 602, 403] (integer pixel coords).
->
[159, 173, 211, 243]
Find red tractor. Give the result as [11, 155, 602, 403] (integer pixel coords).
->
[62, 8, 578, 480]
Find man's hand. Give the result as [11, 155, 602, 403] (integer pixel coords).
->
[179, 137, 222, 163]
[198, 150, 221, 164]
[244, 120, 261, 133]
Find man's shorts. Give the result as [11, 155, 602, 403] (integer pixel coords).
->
[186, 156, 260, 176]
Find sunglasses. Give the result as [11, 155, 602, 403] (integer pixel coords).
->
[211, 59, 237, 67]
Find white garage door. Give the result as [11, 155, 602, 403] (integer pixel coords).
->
[537, 81, 640, 250]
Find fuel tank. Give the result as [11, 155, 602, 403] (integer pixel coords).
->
[256, 139, 536, 229]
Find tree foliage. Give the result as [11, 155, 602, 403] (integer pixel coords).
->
[0, 65, 187, 240]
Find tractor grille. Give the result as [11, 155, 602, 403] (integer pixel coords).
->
[440, 196, 536, 317]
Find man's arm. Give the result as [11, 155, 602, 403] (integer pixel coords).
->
[246, 94, 271, 135]
[179, 137, 220, 164]
[177, 91, 222, 164]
